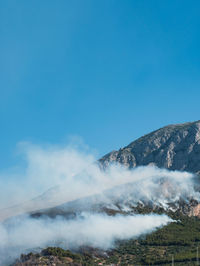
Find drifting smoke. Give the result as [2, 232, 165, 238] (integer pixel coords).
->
[0, 142, 199, 219]
[0, 142, 199, 264]
[0, 213, 172, 264]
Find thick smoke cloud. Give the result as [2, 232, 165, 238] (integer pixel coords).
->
[0, 213, 172, 265]
[0, 142, 199, 264]
[0, 142, 199, 220]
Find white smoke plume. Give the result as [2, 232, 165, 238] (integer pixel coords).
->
[0, 142, 199, 220]
[0, 213, 172, 265]
[0, 141, 199, 264]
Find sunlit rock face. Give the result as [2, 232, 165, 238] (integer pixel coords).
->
[100, 120, 200, 175]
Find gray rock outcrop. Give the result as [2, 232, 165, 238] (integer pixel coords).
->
[100, 120, 200, 174]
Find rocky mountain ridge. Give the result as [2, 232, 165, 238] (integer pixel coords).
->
[100, 120, 200, 175]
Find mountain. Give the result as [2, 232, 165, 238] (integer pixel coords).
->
[100, 120, 200, 174]
[8, 120, 200, 221]
[3, 120, 200, 223]
[7, 120, 200, 265]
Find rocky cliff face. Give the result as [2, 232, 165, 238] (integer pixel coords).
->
[100, 120, 200, 175]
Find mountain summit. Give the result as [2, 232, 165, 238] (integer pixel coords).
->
[100, 120, 200, 174]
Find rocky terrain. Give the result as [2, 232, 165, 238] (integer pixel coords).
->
[100, 120, 200, 175]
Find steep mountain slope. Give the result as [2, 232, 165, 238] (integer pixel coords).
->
[20, 121, 200, 220]
[7, 121, 200, 266]
[30, 178, 200, 219]
[3, 121, 200, 222]
[100, 120, 200, 174]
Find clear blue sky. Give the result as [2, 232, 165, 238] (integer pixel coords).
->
[1, 0, 200, 169]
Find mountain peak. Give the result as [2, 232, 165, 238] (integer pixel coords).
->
[100, 120, 200, 174]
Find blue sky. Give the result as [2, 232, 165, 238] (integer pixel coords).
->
[0, 0, 200, 169]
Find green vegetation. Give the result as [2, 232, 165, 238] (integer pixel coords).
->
[42, 247, 82, 259]
[104, 216, 200, 265]
[17, 247, 96, 266]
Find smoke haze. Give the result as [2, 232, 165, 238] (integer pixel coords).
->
[0, 213, 172, 264]
[0, 142, 199, 264]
